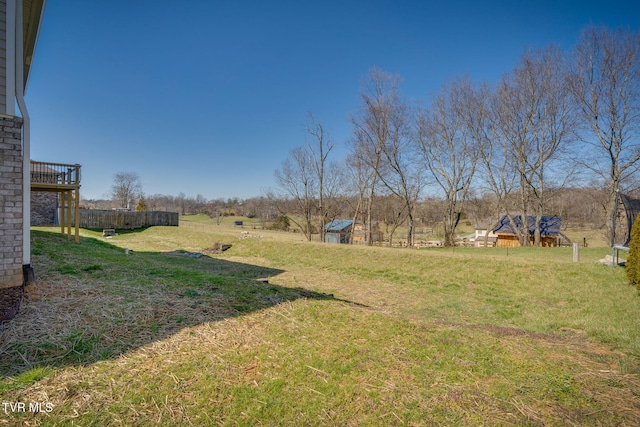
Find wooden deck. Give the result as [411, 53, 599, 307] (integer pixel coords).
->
[30, 161, 81, 243]
[31, 161, 80, 191]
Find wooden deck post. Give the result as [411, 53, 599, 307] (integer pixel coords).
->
[67, 191, 72, 240]
[60, 191, 66, 235]
[74, 187, 80, 243]
[31, 161, 82, 243]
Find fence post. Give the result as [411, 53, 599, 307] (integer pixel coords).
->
[572, 242, 579, 263]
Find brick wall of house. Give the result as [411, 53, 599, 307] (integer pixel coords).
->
[0, 116, 24, 288]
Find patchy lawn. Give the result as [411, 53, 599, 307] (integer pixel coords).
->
[1, 226, 639, 425]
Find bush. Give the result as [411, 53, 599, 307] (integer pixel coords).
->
[135, 197, 147, 212]
[268, 215, 290, 231]
[626, 215, 640, 290]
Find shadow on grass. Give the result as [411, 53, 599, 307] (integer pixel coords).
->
[0, 230, 365, 380]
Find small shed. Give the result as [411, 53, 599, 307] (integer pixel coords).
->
[325, 220, 353, 244]
[493, 215, 562, 247]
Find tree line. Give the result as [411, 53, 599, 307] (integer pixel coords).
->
[84, 172, 612, 245]
[273, 25, 640, 247]
[85, 26, 638, 247]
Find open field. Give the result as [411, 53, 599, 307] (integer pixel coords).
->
[1, 220, 639, 425]
[183, 213, 611, 248]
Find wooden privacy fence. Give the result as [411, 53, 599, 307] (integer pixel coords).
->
[77, 209, 179, 229]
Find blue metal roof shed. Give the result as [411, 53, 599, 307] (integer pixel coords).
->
[325, 220, 354, 232]
[493, 215, 562, 236]
[325, 220, 353, 244]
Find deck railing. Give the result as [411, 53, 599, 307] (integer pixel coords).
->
[30, 161, 81, 188]
[30, 161, 82, 243]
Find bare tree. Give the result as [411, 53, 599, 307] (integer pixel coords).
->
[111, 172, 143, 210]
[350, 68, 409, 245]
[460, 78, 523, 246]
[569, 25, 640, 245]
[417, 77, 479, 246]
[177, 192, 187, 215]
[274, 146, 317, 241]
[509, 47, 574, 245]
[305, 114, 334, 242]
[377, 104, 423, 247]
[377, 194, 408, 246]
[322, 160, 348, 227]
[526, 47, 576, 245]
[344, 149, 373, 242]
[489, 47, 574, 246]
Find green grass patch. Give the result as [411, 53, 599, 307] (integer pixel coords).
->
[0, 226, 639, 425]
[0, 367, 53, 394]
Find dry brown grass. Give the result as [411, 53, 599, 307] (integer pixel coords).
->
[9, 301, 640, 425]
[2, 227, 640, 425]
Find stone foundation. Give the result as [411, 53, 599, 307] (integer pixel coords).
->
[31, 191, 57, 225]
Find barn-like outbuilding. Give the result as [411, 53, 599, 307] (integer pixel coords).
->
[493, 215, 562, 248]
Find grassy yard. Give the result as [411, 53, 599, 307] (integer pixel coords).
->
[1, 221, 639, 426]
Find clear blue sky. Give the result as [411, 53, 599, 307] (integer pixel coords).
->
[26, 0, 640, 200]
